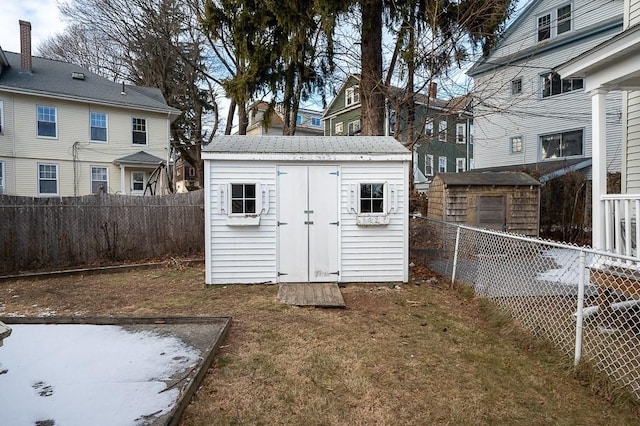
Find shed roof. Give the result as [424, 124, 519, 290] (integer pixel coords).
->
[436, 171, 541, 187]
[202, 136, 411, 162]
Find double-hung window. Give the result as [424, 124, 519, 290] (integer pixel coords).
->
[438, 120, 447, 141]
[345, 86, 359, 106]
[425, 154, 434, 176]
[231, 183, 257, 214]
[511, 78, 522, 96]
[348, 119, 360, 136]
[132, 172, 145, 193]
[456, 158, 466, 173]
[90, 112, 108, 142]
[424, 118, 433, 137]
[91, 166, 108, 193]
[359, 183, 385, 214]
[132, 118, 147, 145]
[38, 163, 58, 195]
[540, 129, 583, 159]
[438, 157, 447, 173]
[37, 105, 57, 138]
[456, 123, 466, 143]
[537, 3, 572, 42]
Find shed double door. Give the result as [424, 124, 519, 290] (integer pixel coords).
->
[277, 165, 339, 282]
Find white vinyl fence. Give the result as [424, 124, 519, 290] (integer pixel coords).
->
[411, 216, 640, 400]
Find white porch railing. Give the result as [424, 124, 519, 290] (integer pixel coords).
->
[602, 194, 640, 260]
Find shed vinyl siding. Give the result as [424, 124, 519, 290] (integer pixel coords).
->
[339, 163, 407, 282]
[207, 161, 277, 284]
[626, 91, 640, 193]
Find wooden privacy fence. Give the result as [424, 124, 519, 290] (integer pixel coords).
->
[0, 190, 204, 275]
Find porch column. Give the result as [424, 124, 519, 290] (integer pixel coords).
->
[590, 89, 608, 250]
[120, 164, 126, 194]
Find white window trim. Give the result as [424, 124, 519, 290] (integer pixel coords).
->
[131, 171, 146, 195]
[438, 156, 447, 173]
[37, 163, 59, 196]
[456, 123, 466, 144]
[356, 182, 390, 226]
[425, 154, 434, 177]
[0, 160, 4, 194]
[36, 105, 58, 139]
[90, 112, 108, 143]
[132, 117, 148, 145]
[335, 121, 344, 135]
[348, 119, 361, 135]
[425, 118, 433, 137]
[90, 165, 109, 194]
[345, 86, 360, 107]
[439, 120, 447, 142]
[224, 182, 263, 226]
[539, 128, 584, 160]
[511, 78, 522, 96]
[456, 158, 466, 173]
[536, 2, 573, 42]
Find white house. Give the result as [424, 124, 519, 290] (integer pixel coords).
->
[557, 0, 640, 255]
[202, 136, 411, 285]
[0, 20, 180, 197]
[468, 0, 624, 179]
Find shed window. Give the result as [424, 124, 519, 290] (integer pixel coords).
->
[231, 183, 256, 214]
[360, 183, 385, 214]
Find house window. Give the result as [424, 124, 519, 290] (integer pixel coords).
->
[231, 183, 256, 214]
[37, 105, 57, 138]
[542, 72, 583, 98]
[90, 112, 107, 142]
[425, 154, 434, 176]
[511, 136, 523, 153]
[537, 13, 551, 41]
[424, 118, 433, 137]
[540, 129, 583, 159]
[90, 166, 108, 193]
[0, 100, 4, 133]
[438, 120, 447, 141]
[311, 117, 321, 126]
[360, 183, 384, 214]
[438, 157, 447, 173]
[132, 118, 147, 145]
[335, 122, 343, 135]
[296, 114, 303, 125]
[511, 78, 522, 95]
[348, 119, 360, 136]
[456, 158, 466, 173]
[38, 163, 58, 195]
[456, 123, 466, 143]
[0, 161, 4, 194]
[537, 4, 572, 42]
[345, 86, 360, 107]
[132, 172, 145, 193]
[388, 108, 397, 136]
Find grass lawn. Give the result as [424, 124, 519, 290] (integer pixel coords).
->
[1, 264, 639, 425]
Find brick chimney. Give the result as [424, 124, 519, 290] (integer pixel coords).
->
[19, 20, 32, 72]
[429, 82, 437, 99]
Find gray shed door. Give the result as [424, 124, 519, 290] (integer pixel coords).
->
[476, 196, 506, 231]
[277, 165, 339, 282]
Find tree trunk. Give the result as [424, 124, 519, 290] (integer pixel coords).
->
[360, 0, 384, 136]
[225, 99, 237, 135]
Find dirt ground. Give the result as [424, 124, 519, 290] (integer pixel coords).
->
[1, 263, 639, 425]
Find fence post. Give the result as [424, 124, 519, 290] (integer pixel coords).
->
[574, 250, 586, 368]
[452, 226, 461, 283]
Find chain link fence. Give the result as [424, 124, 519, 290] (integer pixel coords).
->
[411, 215, 640, 401]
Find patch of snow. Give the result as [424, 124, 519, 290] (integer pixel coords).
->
[0, 324, 201, 426]
[537, 248, 593, 286]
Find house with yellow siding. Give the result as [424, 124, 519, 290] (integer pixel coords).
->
[0, 21, 179, 197]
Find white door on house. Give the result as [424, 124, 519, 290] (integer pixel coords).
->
[277, 165, 339, 282]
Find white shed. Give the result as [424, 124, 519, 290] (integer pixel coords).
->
[202, 136, 411, 285]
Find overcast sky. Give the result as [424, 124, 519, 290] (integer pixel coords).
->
[0, 1, 66, 54]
